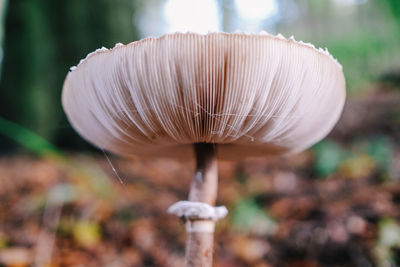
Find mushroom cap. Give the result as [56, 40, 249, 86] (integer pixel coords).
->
[62, 32, 346, 160]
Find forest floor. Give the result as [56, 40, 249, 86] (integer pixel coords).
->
[1, 88, 400, 267]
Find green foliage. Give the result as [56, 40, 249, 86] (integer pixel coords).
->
[313, 135, 394, 179]
[280, 0, 400, 94]
[326, 32, 400, 93]
[384, 0, 400, 33]
[313, 140, 343, 177]
[0, 116, 62, 157]
[232, 198, 277, 236]
[366, 136, 394, 175]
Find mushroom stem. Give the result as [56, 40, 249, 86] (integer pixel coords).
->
[186, 143, 218, 267]
[168, 143, 226, 266]
[189, 143, 218, 204]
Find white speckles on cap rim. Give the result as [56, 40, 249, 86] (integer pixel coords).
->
[69, 31, 342, 72]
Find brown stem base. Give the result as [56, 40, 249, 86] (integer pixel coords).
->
[185, 221, 215, 266]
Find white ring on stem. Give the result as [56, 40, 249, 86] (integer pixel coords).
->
[168, 201, 228, 221]
[186, 220, 215, 233]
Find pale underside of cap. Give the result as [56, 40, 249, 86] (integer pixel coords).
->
[62, 32, 346, 160]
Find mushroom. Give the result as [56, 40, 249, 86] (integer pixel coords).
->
[62, 32, 346, 266]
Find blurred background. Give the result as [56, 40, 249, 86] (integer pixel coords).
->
[0, 0, 400, 266]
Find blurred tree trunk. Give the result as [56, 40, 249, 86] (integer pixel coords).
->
[0, 0, 139, 152]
